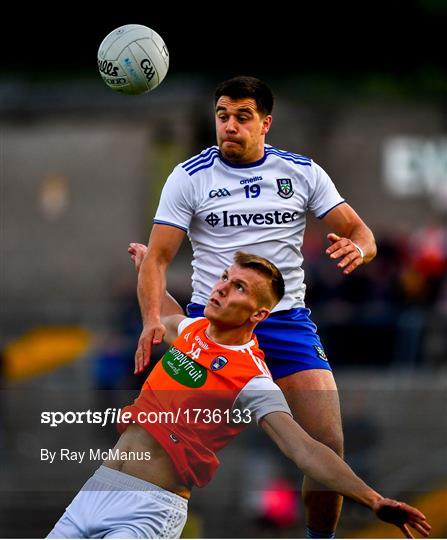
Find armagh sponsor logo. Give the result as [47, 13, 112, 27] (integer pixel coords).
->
[162, 346, 207, 387]
[204, 210, 300, 227]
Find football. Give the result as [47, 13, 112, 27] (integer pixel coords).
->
[97, 24, 169, 95]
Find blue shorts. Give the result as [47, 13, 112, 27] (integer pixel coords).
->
[186, 304, 332, 380]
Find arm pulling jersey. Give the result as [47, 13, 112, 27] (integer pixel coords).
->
[119, 318, 291, 488]
[154, 145, 345, 311]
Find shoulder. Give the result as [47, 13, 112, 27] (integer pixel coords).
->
[235, 375, 292, 423]
[180, 146, 220, 176]
[265, 144, 312, 167]
[177, 316, 207, 336]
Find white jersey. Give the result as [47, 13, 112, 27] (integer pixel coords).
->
[154, 144, 345, 311]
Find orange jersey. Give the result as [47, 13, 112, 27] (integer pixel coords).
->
[120, 317, 275, 487]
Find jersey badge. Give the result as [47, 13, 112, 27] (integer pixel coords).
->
[276, 178, 294, 199]
[210, 355, 228, 371]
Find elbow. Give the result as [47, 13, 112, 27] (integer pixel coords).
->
[365, 231, 377, 264]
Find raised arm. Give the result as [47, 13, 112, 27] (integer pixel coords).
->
[130, 224, 186, 373]
[129, 240, 186, 348]
[260, 411, 430, 538]
[322, 202, 377, 274]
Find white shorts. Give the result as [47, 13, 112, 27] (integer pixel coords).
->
[47, 465, 188, 539]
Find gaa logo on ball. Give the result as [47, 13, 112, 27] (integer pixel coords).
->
[97, 24, 169, 95]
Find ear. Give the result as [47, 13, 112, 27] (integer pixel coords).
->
[261, 115, 272, 136]
[250, 307, 270, 324]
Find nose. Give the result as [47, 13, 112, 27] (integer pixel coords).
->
[225, 116, 237, 133]
[215, 282, 228, 296]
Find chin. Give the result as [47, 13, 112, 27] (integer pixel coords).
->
[220, 145, 242, 160]
[204, 305, 221, 324]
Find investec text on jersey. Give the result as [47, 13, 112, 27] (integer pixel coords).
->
[205, 210, 300, 227]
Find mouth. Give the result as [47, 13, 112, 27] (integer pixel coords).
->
[208, 297, 221, 307]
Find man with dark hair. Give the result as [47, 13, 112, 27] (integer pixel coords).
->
[135, 75, 377, 538]
[215, 75, 274, 118]
[47, 247, 430, 539]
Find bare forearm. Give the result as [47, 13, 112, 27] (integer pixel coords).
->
[262, 414, 382, 509]
[323, 203, 377, 267]
[137, 255, 167, 326]
[291, 436, 382, 509]
[137, 256, 183, 324]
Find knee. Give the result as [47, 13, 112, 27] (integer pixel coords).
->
[313, 429, 344, 458]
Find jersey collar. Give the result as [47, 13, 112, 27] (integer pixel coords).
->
[218, 148, 267, 169]
[204, 329, 255, 351]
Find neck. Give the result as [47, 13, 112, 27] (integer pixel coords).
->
[220, 143, 265, 165]
[243, 145, 265, 164]
[206, 323, 254, 346]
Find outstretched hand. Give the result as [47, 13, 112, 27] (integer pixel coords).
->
[373, 498, 431, 538]
[134, 323, 166, 374]
[326, 233, 364, 275]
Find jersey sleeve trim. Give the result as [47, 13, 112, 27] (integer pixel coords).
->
[183, 151, 220, 176]
[153, 219, 188, 232]
[232, 375, 292, 425]
[317, 200, 346, 220]
[265, 145, 312, 166]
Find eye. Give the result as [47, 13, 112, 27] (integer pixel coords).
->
[221, 274, 228, 281]
[217, 114, 228, 122]
[236, 283, 244, 292]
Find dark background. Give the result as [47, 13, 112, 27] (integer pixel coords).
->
[3, 0, 447, 95]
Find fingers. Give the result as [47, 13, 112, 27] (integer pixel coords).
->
[134, 326, 166, 375]
[134, 338, 151, 375]
[401, 503, 428, 522]
[409, 520, 431, 537]
[400, 523, 413, 539]
[377, 499, 431, 539]
[327, 233, 341, 244]
[339, 255, 363, 275]
[152, 327, 164, 345]
[134, 334, 152, 374]
[326, 237, 363, 274]
[128, 242, 146, 254]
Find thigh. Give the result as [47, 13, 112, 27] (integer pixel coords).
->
[275, 369, 344, 454]
[47, 509, 85, 538]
